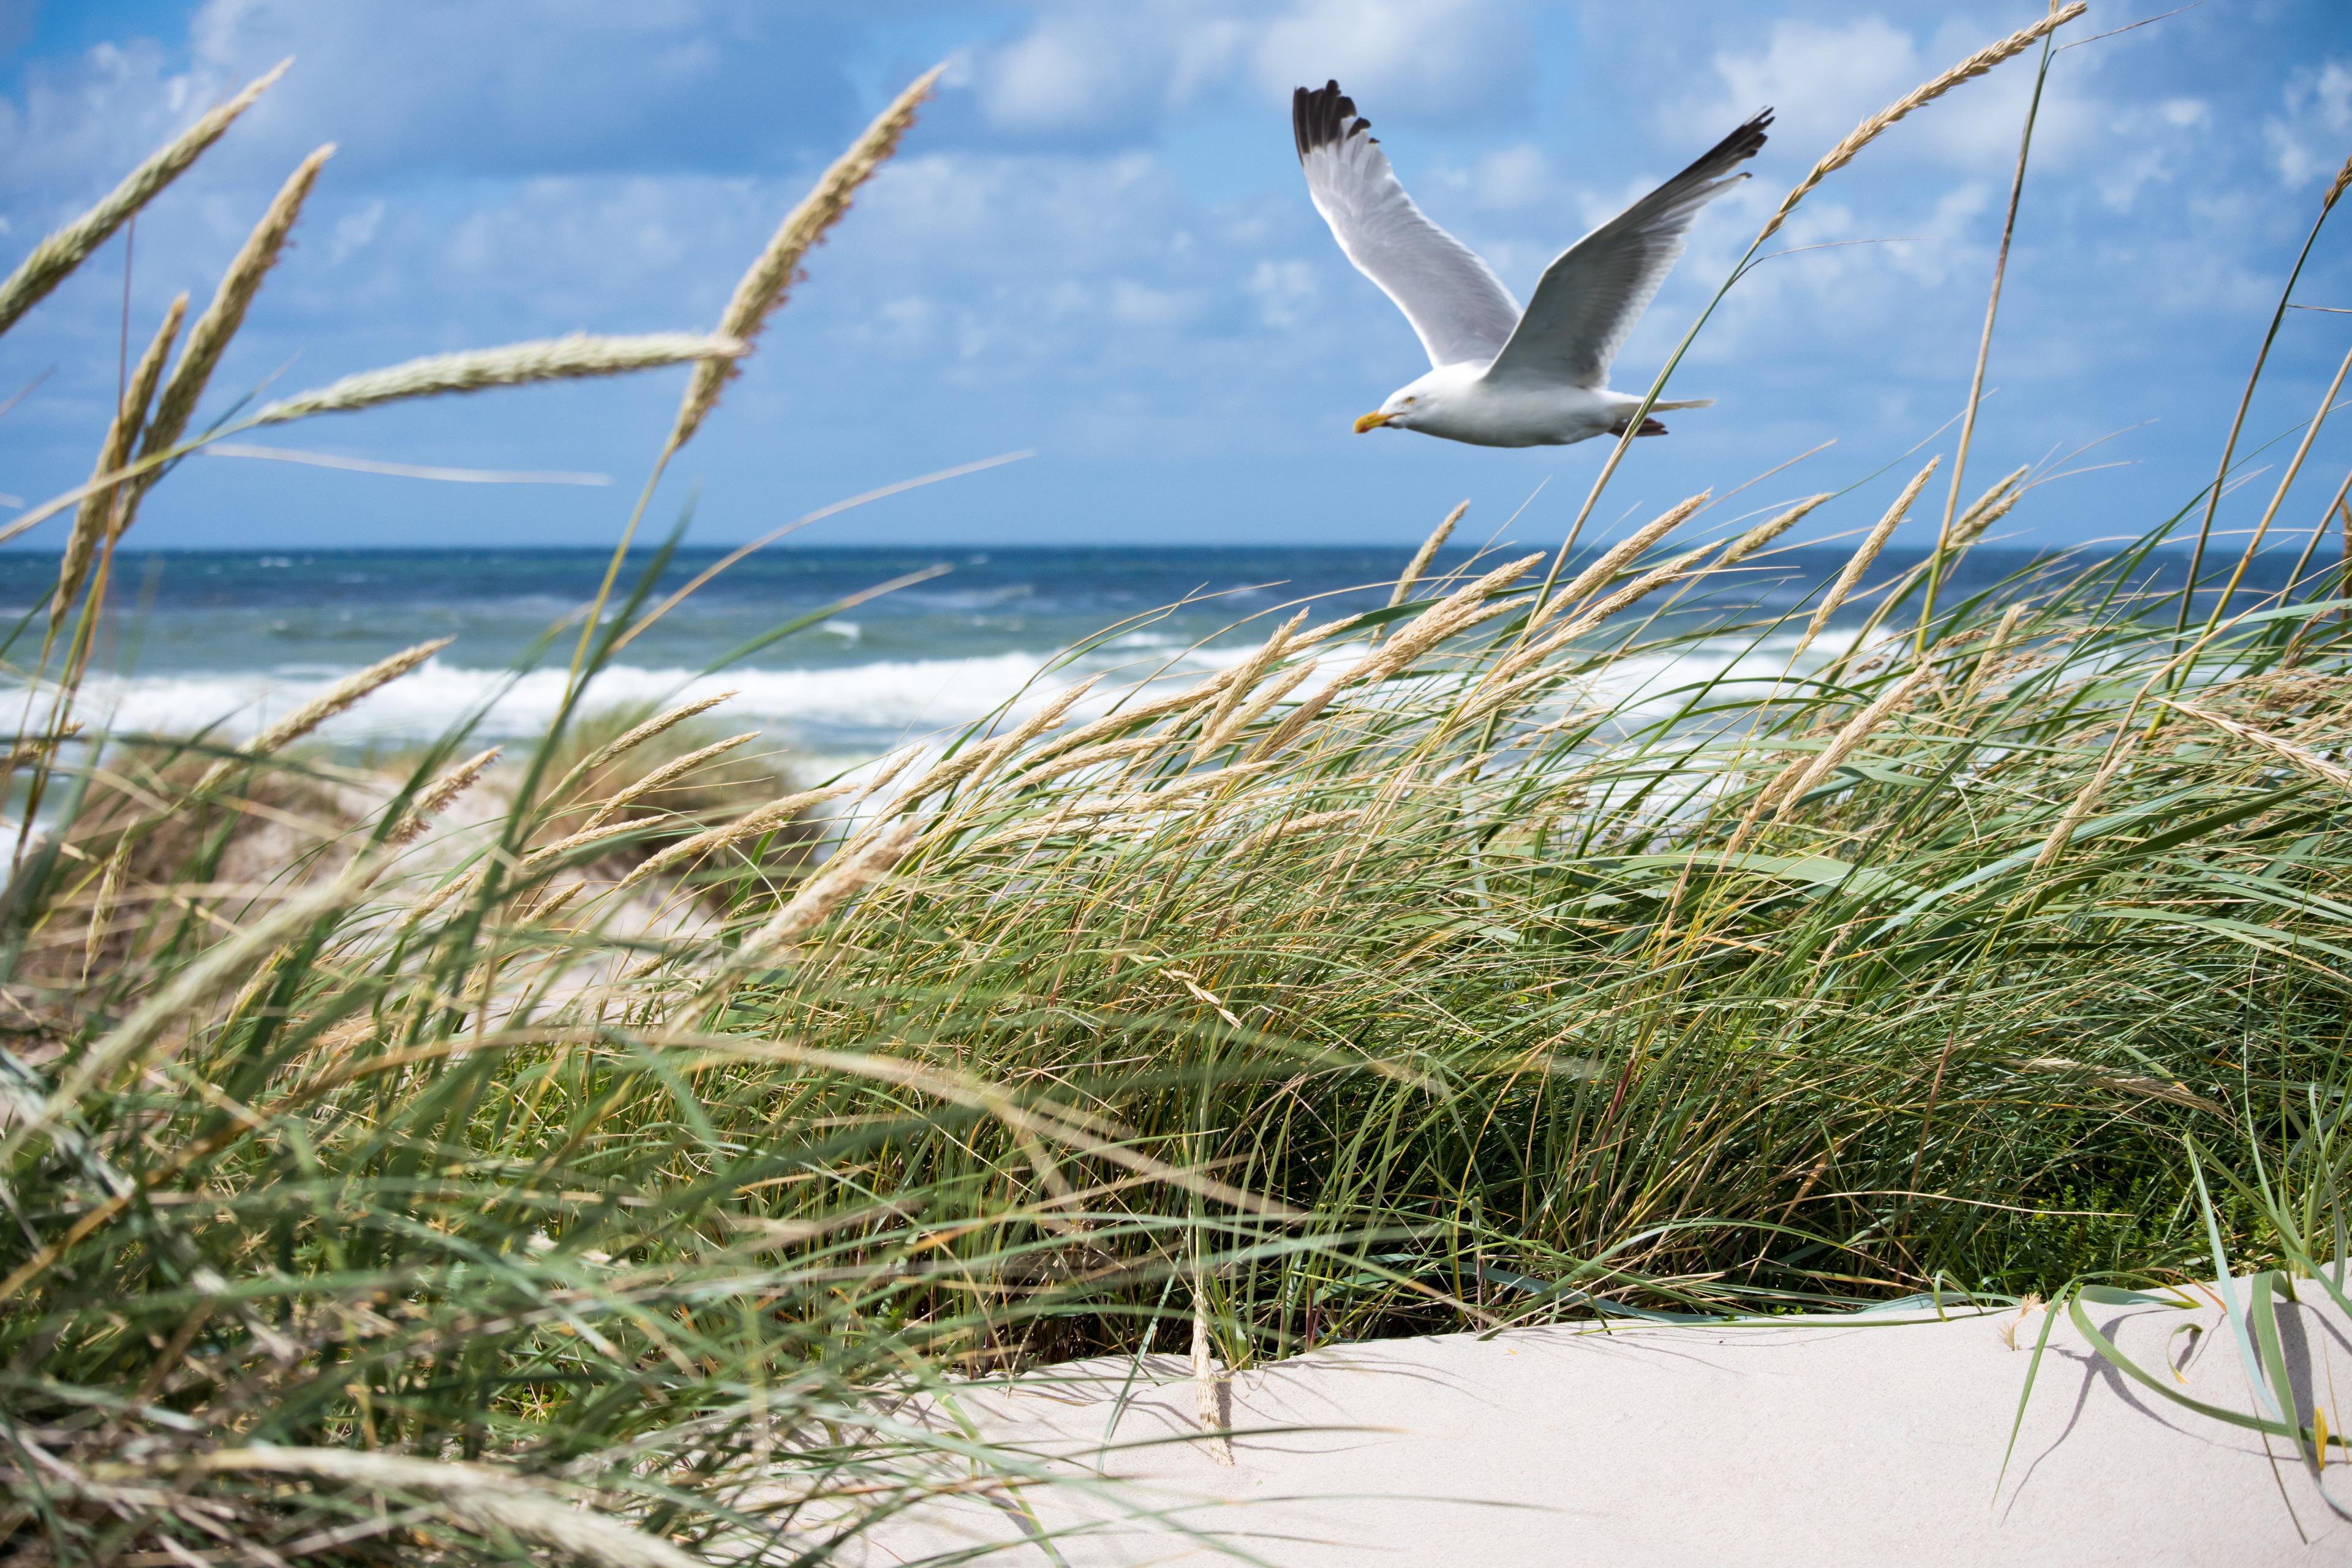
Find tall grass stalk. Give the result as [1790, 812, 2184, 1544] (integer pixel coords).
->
[2176, 149, 2352, 636]
[1915, 17, 2061, 657]
[2198, 336, 2352, 641]
[570, 67, 944, 686]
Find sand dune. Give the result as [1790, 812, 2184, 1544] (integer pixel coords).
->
[859, 1281, 2351, 1564]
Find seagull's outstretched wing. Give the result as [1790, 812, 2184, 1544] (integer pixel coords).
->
[1293, 80, 1521, 370]
[1485, 110, 1772, 390]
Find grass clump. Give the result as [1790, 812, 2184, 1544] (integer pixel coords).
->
[5, 15, 2352, 1564]
[530, 702, 813, 896]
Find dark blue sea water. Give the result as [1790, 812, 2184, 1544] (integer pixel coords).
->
[0, 542, 2312, 763]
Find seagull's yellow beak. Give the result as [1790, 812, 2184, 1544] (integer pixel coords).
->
[1354, 410, 1394, 434]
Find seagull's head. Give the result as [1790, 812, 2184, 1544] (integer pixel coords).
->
[1356, 368, 1468, 433]
[1354, 386, 1427, 434]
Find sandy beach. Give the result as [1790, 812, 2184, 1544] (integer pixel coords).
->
[861, 1283, 2351, 1565]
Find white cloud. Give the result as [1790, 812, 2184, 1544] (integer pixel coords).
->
[979, 16, 1158, 134]
[1679, 11, 2120, 185]
[326, 198, 385, 265]
[968, 0, 1533, 137]
[1467, 144, 1552, 210]
[1244, 0, 1534, 115]
[1108, 279, 1199, 328]
[2264, 58, 2351, 190]
[1695, 17, 1921, 154]
[1247, 258, 1316, 328]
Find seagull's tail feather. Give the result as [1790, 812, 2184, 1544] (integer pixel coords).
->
[1649, 398, 1714, 411]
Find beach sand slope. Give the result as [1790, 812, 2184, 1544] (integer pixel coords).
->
[856, 1282, 2351, 1564]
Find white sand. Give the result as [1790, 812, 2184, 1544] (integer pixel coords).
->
[855, 1282, 2351, 1564]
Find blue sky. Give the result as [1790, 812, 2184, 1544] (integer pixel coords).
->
[0, 0, 2346, 551]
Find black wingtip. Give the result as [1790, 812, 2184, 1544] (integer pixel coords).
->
[1676, 106, 1773, 186]
[1730, 107, 1774, 162]
[1292, 78, 1373, 163]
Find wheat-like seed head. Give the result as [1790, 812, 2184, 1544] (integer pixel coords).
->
[1208, 661, 1320, 755]
[11, 856, 378, 1157]
[2033, 732, 2137, 870]
[1792, 458, 1939, 659]
[1721, 492, 1834, 567]
[2326, 151, 2352, 213]
[1946, 466, 2029, 549]
[1196, 612, 1306, 761]
[1247, 680, 1344, 762]
[255, 639, 448, 755]
[1550, 543, 1717, 644]
[1550, 493, 1710, 614]
[387, 747, 501, 846]
[612, 781, 858, 894]
[1773, 662, 1939, 815]
[1964, 602, 2031, 706]
[54, 293, 186, 620]
[1390, 501, 1468, 607]
[184, 1449, 701, 1568]
[848, 744, 920, 805]
[197, 638, 450, 793]
[1016, 665, 1245, 772]
[140, 146, 334, 469]
[741, 815, 923, 960]
[515, 819, 663, 880]
[2160, 699, 2352, 791]
[895, 734, 1018, 806]
[549, 690, 738, 803]
[1349, 551, 1545, 690]
[894, 678, 1102, 809]
[1246, 554, 1542, 761]
[1757, 4, 2086, 243]
[252, 333, 745, 426]
[0, 61, 287, 339]
[581, 732, 759, 833]
[1005, 733, 1164, 791]
[973, 676, 1102, 781]
[669, 66, 944, 451]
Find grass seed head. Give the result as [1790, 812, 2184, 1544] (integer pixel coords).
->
[140, 146, 334, 466]
[1945, 466, 2029, 550]
[1722, 492, 1834, 566]
[549, 690, 739, 803]
[387, 747, 501, 846]
[743, 814, 922, 959]
[612, 780, 856, 894]
[55, 292, 186, 619]
[196, 638, 451, 794]
[1550, 493, 1710, 614]
[252, 333, 745, 426]
[1390, 501, 1468, 606]
[1793, 458, 1939, 658]
[669, 65, 943, 451]
[1757, 4, 2085, 243]
[0, 59, 287, 339]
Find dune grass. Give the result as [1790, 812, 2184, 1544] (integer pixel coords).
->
[5, 15, 2352, 1564]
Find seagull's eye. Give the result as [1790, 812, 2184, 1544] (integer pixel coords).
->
[1402, 396, 1418, 405]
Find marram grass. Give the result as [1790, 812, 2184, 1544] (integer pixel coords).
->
[6, 21, 2352, 1568]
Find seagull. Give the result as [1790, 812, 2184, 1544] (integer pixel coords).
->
[1292, 81, 1771, 448]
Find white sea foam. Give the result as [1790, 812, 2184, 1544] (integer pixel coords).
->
[62, 640, 1251, 753]
[48, 625, 1877, 774]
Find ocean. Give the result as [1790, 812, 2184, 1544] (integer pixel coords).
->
[0, 542, 2300, 773]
